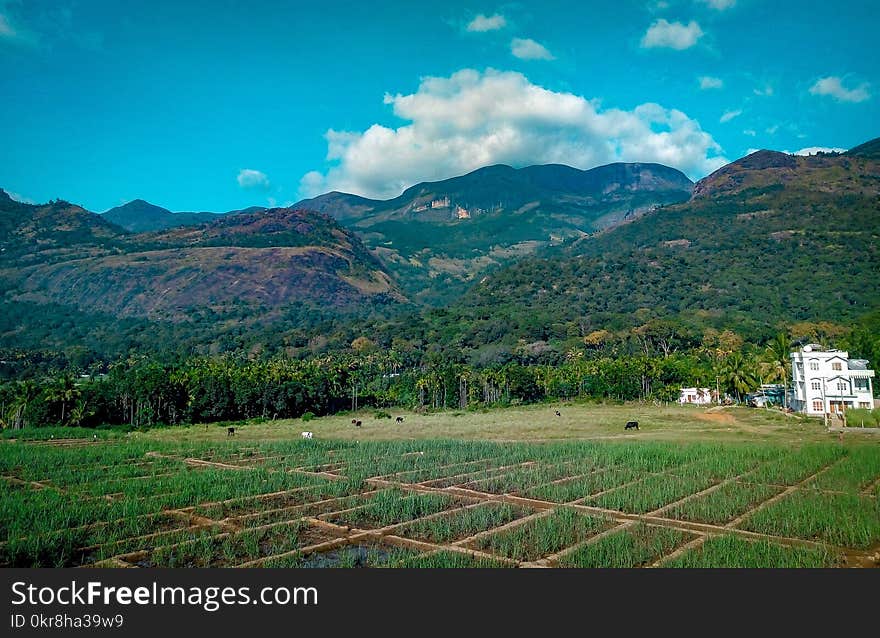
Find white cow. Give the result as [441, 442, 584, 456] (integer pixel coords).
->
[301, 431, 314, 439]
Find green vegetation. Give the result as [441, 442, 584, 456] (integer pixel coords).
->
[559, 523, 692, 568]
[741, 492, 880, 549]
[474, 508, 608, 561]
[666, 482, 781, 525]
[2, 431, 877, 568]
[666, 535, 839, 568]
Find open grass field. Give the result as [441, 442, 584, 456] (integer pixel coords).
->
[2, 403, 879, 568]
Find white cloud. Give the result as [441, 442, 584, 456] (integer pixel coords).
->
[743, 129, 756, 137]
[641, 19, 703, 50]
[698, 0, 736, 9]
[720, 109, 742, 123]
[699, 76, 723, 90]
[466, 13, 506, 32]
[237, 169, 271, 190]
[754, 85, 774, 97]
[809, 76, 871, 103]
[794, 146, 846, 156]
[510, 38, 554, 60]
[299, 68, 727, 199]
[765, 125, 779, 135]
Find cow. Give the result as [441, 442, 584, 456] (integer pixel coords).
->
[227, 427, 236, 437]
[395, 416, 404, 423]
[555, 410, 561, 417]
[624, 421, 639, 430]
[301, 431, 314, 439]
[355, 420, 362, 428]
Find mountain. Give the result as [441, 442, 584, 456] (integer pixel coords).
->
[0, 190, 125, 266]
[1, 198, 404, 332]
[102, 199, 266, 232]
[416, 143, 880, 348]
[297, 162, 694, 303]
[846, 136, 880, 160]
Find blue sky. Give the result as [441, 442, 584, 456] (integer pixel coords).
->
[0, 0, 877, 212]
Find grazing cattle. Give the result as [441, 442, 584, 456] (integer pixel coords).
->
[227, 427, 236, 437]
[555, 410, 561, 417]
[355, 420, 362, 428]
[301, 431, 314, 439]
[395, 416, 404, 423]
[624, 421, 639, 430]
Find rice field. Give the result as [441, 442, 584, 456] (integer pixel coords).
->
[1, 435, 878, 568]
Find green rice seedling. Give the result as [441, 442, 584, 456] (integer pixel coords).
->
[746, 444, 845, 486]
[395, 503, 530, 543]
[326, 489, 455, 529]
[666, 482, 781, 525]
[665, 534, 840, 568]
[808, 447, 880, 492]
[558, 523, 692, 568]
[740, 491, 880, 549]
[587, 474, 717, 514]
[475, 508, 607, 561]
[523, 467, 640, 503]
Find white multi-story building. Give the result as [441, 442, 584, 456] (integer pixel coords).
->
[789, 344, 875, 415]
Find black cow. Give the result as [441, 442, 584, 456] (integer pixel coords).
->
[555, 410, 561, 417]
[355, 420, 362, 428]
[624, 421, 639, 430]
[227, 427, 236, 437]
[395, 416, 404, 423]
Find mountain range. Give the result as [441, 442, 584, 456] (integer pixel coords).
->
[2, 137, 878, 359]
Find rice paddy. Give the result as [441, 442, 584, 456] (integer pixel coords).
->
[1, 433, 878, 568]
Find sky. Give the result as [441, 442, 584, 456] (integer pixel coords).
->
[0, 0, 877, 212]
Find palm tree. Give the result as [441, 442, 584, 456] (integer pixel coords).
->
[4, 380, 40, 430]
[720, 353, 759, 403]
[763, 332, 792, 407]
[46, 375, 79, 425]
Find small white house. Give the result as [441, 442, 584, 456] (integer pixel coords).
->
[789, 344, 875, 416]
[679, 387, 713, 405]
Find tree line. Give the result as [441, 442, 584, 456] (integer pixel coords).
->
[5, 325, 857, 430]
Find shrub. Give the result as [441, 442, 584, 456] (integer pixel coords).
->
[373, 410, 391, 419]
[301, 412, 315, 422]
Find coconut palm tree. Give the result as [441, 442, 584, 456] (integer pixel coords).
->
[720, 353, 759, 403]
[45, 375, 79, 425]
[763, 332, 792, 406]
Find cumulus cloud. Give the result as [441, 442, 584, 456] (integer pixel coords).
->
[699, 76, 723, 90]
[466, 13, 506, 32]
[510, 38, 554, 60]
[299, 69, 727, 199]
[754, 85, 774, 97]
[698, 0, 736, 9]
[794, 146, 846, 156]
[237, 169, 271, 190]
[641, 19, 703, 50]
[809, 76, 870, 103]
[720, 109, 742, 123]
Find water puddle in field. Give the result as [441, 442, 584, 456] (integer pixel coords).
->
[297, 544, 395, 568]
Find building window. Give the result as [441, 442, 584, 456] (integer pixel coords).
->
[811, 381, 821, 391]
[832, 362, 842, 371]
[837, 381, 848, 392]
[860, 402, 872, 409]
[855, 379, 869, 391]
[812, 400, 823, 412]
[809, 361, 819, 371]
